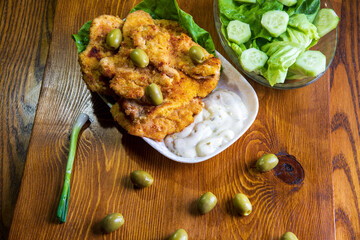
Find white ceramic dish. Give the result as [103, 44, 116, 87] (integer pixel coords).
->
[142, 51, 258, 163]
[100, 51, 258, 163]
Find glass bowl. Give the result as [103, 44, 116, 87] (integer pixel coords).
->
[213, 0, 338, 89]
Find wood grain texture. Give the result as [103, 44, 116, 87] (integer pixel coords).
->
[8, 0, 336, 239]
[0, 0, 54, 238]
[330, 0, 360, 239]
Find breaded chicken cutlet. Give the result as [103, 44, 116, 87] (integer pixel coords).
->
[78, 10, 221, 141]
[79, 15, 124, 95]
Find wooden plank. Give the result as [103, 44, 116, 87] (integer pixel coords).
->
[0, 0, 54, 238]
[330, 0, 360, 239]
[9, 0, 335, 239]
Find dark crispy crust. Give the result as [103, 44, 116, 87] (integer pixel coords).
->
[78, 10, 221, 141]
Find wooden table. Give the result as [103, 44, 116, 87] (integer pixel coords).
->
[1, 0, 358, 239]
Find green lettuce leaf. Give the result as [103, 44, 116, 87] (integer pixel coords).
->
[231, 43, 246, 56]
[288, 13, 319, 37]
[130, 0, 215, 55]
[278, 14, 319, 49]
[72, 20, 92, 53]
[286, 0, 320, 22]
[261, 42, 303, 85]
[278, 27, 313, 49]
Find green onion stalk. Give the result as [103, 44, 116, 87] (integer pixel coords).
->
[57, 113, 89, 223]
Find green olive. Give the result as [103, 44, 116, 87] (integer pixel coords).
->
[197, 192, 217, 214]
[169, 228, 188, 240]
[106, 29, 122, 49]
[256, 153, 279, 172]
[130, 49, 149, 68]
[281, 232, 298, 240]
[130, 170, 154, 188]
[146, 83, 163, 105]
[233, 193, 252, 216]
[189, 45, 205, 64]
[101, 213, 124, 233]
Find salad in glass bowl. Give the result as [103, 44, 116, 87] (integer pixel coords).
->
[214, 0, 339, 89]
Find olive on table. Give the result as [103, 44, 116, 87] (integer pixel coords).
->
[146, 83, 163, 105]
[169, 228, 188, 240]
[281, 232, 298, 240]
[189, 45, 205, 64]
[106, 29, 122, 49]
[256, 153, 279, 172]
[130, 170, 154, 188]
[101, 213, 124, 233]
[130, 49, 149, 68]
[197, 192, 217, 214]
[233, 193, 252, 216]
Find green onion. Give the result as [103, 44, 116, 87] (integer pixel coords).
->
[57, 113, 89, 223]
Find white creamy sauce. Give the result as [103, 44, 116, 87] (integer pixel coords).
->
[164, 89, 248, 158]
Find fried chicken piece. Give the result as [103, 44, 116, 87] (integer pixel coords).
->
[118, 10, 220, 83]
[111, 98, 203, 141]
[117, 71, 211, 123]
[79, 15, 123, 95]
[100, 57, 173, 99]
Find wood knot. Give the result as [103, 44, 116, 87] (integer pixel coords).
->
[273, 152, 304, 185]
